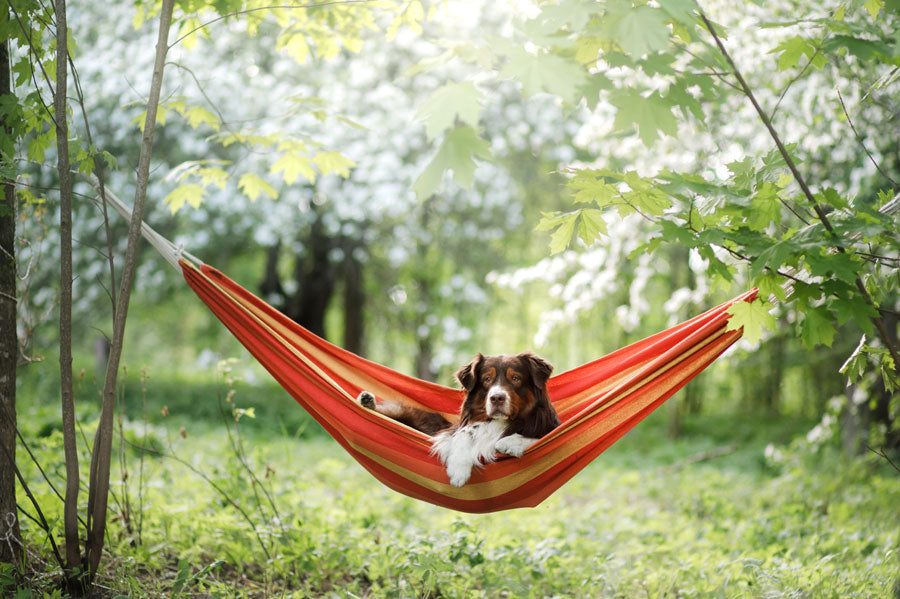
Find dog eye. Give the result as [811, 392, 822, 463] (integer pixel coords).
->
[483, 376, 492, 385]
[511, 374, 521, 383]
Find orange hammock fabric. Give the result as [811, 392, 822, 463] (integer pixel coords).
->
[180, 258, 755, 513]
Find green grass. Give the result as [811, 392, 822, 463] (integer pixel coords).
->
[10, 379, 900, 598]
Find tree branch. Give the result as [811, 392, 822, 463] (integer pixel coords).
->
[168, 0, 376, 49]
[85, 0, 176, 582]
[698, 9, 900, 372]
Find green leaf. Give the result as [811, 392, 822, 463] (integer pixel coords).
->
[498, 46, 587, 103]
[823, 35, 891, 61]
[271, 152, 316, 185]
[413, 126, 492, 199]
[568, 170, 619, 207]
[536, 209, 606, 252]
[757, 271, 788, 302]
[725, 298, 776, 344]
[611, 90, 678, 146]
[864, 0, 884, 18]
[831, 296, 877, 335]
[238, 173, 278, 202]
[548, 212, 578, 254]
[183, 105, 219, 131]
[747, 182, 782, 230]
[313, 151, 355, 178]
[659, 0, 699, 25]
[417, 82, 483, 140]
[605, 5, 671, 57]
[772, 36, 814, 70]
[26, 127, 54, 162]
[804, 251, 862, 286]
[750, 240, 794, 280]
[195, 166, 228, 189]
[577, 209, 607, 244]
[534, 0, 598, 31]
[800, 306, 836, 348]
[277, 31, 310, 64]
[165, 184, 206, 213]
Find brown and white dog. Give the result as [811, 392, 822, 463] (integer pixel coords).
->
[358, 352, 560, 487]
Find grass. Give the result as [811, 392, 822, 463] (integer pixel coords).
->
[10, 372, 900, 598]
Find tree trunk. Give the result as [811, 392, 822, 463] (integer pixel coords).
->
[259, 241, 286, 304]
[291, 212, 336, 337]
[85, 0, 175, 582]
[413, 200, 437, 382]
[843, 311, 900, 454]
[342, 241, 365, 356]
[0, 20, 21, 566]
[53, 0, 82, 583]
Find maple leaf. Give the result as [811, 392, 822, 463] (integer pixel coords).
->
[165, 184, 205, 213]
[270, 152, 316, 185]
[498, 46, 587, 103]
[417, 82, 483, 140]
[238, 173, 278, 202]
[605, 5, 671, 57]
[611, 91, 678, 146]
[726, 298, 776, 345]
[800, 306, 836, 348]
[413, 126, 491, 199]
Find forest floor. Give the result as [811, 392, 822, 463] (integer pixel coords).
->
[10, 375, 900, 598]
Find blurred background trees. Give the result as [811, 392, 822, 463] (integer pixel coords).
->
[2, 0, 898, 590]
[9, 0, 898, 451]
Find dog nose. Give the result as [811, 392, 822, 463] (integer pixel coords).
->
[489, 392, 505, 404]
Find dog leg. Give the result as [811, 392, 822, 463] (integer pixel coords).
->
[357, 391, 376, 409]
[432, 430, 474, 487]
[495, 434, 537, 457]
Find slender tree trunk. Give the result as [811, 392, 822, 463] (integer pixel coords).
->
[0, 16, 21, 566]
[342, 241, 365, 356]
[52, 0, 82, 584]
[85, 0, 175, 581]
[413, 200, 437, 382]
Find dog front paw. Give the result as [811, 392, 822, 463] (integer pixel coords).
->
[445, 461, 472, 487]
[357, 391, 376, 410]
[495, 434, 534, 457]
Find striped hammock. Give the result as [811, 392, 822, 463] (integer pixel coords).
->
[107, 189, 754, 513]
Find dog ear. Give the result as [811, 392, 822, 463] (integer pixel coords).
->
[455, 353, 484, 391]
[519, 352, 553, 387]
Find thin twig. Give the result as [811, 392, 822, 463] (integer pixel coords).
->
[0, 427, 64, 570]
[123, 438, 273, 560]
[867, 445, 900, 473]
[770, 42, 824, 121]
[168, 0, 376, 48]
[836, 88, 898, 189]
[66, 50, 118, 319]
[5, 1, 57, 123]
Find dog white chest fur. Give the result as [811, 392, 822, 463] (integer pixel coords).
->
[431, 420, 535, 487]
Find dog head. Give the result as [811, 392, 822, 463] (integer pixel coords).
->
[455, 352, 558, 435]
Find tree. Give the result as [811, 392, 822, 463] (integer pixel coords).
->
[4, 0, 435, 591]
[418, 0, 899, 447]
[0, 3, 20, 568]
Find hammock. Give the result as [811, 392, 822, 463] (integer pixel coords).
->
[106, 189, 755, 513]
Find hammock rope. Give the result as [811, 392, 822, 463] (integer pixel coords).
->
[104, 188, 755, 513]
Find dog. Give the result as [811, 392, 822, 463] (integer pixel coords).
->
[357, 352, 560, 487]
